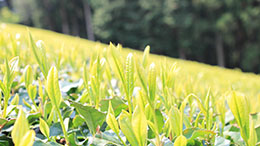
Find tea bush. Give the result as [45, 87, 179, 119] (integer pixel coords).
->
[0, 23, 259, 146]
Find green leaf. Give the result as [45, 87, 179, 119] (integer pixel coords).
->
[136, 61, 148, 93]
[18, 130, 35, 146]
[183, 128, 216, 141]
[23, 65, 33, 89]
[251, 112, 260, 127]
[82, 62, 88, 88]
[256, 126, 260, 145]
[142, 45, 150, 68]
[70, 101, 106, 135]
[174, 135, 187, 146]
[72, 115, 85, 128]
[4, 56, 19, 91]
[0, 118, 8, 126]
[154, 109, 164, 133]
[148, 63, 156, 104]
[33, 140, 62, 146]
[224, 131, 246, 146]
[68, 132, 85, 146]
[28, 31, 49, 78]
[11, 108, 30, 145]
[0, 80, 6, 95]
[132, 105, 147, 146]
[214, 136, 230, 146]
[27, 112, 41, 124]
[28, 84, 37, 101]
[106, 101, 120, 134]
[110, 43, 125, 90]
[248, 119, 257, 146]
[46, 66, 62, 109]
[95, 132, 124, 145]
[168, 107, 182, 137]
[125, 53, 134, 111]
[10, 94, 19, 105]
[0, 140, 9, 146]
[100, 97, 128, 117]
[39, 118, 50, 139]
[216, 96, 226, 127]
[23, 98, 32, 109]
[118, 111, 139, 146]
[49, 123, 63, 137]
[227, 91, 250, 144]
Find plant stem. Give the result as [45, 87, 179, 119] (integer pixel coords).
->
[150, 103, 161, 146]
[116, 133, 127, 146]
[126, 95, 132, 114]
[2, 93, 10, 118]
[2, 101, 8, 118]
[56, 107, 69, 145]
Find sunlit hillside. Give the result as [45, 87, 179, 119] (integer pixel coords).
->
[0, 22, 259, 146]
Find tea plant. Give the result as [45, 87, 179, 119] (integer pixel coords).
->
[0, 23, 259, 146]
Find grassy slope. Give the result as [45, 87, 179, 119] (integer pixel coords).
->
[1, 22, 260, 111]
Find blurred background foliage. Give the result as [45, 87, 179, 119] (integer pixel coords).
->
[1, 0, 260, 73]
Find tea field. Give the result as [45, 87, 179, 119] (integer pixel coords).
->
[0, 23, 259, 146]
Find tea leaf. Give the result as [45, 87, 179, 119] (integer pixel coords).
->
[132, 105, 147, 146]
[11, 93, 19, 105]
[106, 101, 119, 134]
[148, 63, 156, 104]
[142, 45, 150, 68]
[169, 107, 182, 136]
[28, 84, 37, 101]
[18, 130, 35, 146]
[248, 119, 257, 146]
[39, 118, 50, 138]
[28, 31, 49, 78]
[174, 135, 187, 146]
[119, 111, 139, 146]
[11, 108, 30, 145]
[227, 91, 250, 145]
[125, 53, 134, 113]
[23, 65, 33, 89]
[70, 101, 106, 135]
[46, 66, 62, 109]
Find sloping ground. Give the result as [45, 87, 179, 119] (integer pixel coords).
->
[1, 23, 259, 111]
[0, 22, 260, 146]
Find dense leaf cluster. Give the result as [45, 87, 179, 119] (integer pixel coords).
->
[0, 24, 259, 146]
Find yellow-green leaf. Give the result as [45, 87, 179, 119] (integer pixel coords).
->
[18, 130, 35, 146]
[106, 101, 119, 134]
[227, 91, 250, 144]
[83, 61, 88, 88]
[174, 135, 187, 146]
[11, 93, 19, 105]
[4, 57, 19, 90]
[23, 65, 33, 89]
[110, 43, 125, 88]
[136, 60, 148, 93]
[38, 78, 45, 103]
[216, 96, 226, 128]
[248, 119, 257, 146]
[132, 105, 147, 146]
[125, 53, 134, 99]
[11, 108, 30, 145]
[148, 63, 156, 103]
[28, 84, 37, 101]
[142, 45, 150, 68]
[169, 107, 182, 137]
[46, 66, 62, 109]
[28, 31, 49, 78]
[119, 111, 139, 146]
[39, 118, 49, 138]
